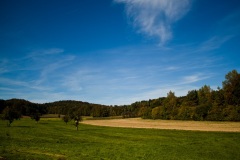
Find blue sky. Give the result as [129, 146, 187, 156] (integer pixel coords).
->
[0, 0, 240, 105]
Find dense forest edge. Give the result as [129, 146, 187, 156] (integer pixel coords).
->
[1, 70, 240, 124]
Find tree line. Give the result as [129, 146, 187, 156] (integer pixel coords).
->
[1, 70, 240, 125]
[128, 70, 240, 121]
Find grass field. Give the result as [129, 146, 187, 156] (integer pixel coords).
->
[1, 118, 240, 160]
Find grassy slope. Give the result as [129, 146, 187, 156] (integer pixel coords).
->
[0, 118, 240, 160]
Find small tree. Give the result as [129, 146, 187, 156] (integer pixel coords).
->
[74, 115, 82, 131]
[31, 112, 41, 123]
[70, 110, 83, 130]
[62, 115, 70, 124]
[1, 106, 21, 126]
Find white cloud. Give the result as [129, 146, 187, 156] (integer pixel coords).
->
[115, 0, 191, 44]
[182, 73, 211, 84]
[165, 66, 179, 71]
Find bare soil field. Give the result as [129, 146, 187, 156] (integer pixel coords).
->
[82, 118, 240, 132]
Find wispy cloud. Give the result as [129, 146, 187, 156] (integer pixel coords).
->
[197, 36, 234, 52]
[0, 59, 9, 74]
[115, 0, 191, 44]
[216, 9, 240, 37]
[35, 55, 75, 85]
[61, 68, 103, 92]
[0, 48, 75, 96]
[27, 48, 64, 59]
[181, 73, 211, 84]
[0, 77, 51, 91]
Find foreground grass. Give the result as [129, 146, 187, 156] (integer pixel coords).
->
[0, 118, 240, 160]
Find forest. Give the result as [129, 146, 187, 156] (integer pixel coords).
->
[1, 70, 240, 122]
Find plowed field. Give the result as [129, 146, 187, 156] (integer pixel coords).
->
[83, 118, 240, 132]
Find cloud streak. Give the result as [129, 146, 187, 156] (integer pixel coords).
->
[115, 0, 191, 44]
[27, 48, 64, 59]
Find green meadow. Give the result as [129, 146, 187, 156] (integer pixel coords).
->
[1, 118, 240, 160]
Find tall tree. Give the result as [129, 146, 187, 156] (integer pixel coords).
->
[198, 85, 212, 105]
[222, 70, 240, 106]
[185, 90, 198, 107]
[163, 91, 178, 119]
[212, 87, 225, 106]
[164, 91, 177, 109]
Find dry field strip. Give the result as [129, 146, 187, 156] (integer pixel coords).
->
[83, 118, 240, 132]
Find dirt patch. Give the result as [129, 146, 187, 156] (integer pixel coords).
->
[82, 118, 240, 132]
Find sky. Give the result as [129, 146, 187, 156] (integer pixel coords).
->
[0, 0, 240, 105]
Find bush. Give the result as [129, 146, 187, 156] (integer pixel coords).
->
[193, 104, 211, 121]
[177, 106, 192, 120]
[223, 105, 240, 121]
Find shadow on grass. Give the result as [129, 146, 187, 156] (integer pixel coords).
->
[39, 122, 49, 125]
[14, 126, 33, 128]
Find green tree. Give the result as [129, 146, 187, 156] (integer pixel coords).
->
[165, 91, 177, 108]
[212, 87, 225, 106]
[1, 106, 21, 126]
[138, 107, 152, 119]
[62, 115, 70, 124]
[198, 85, 212, 105]
[177, 106, 192, 120]
[101, 106, 110, 117]
[222, 70, 240, 106]
[185, 90, 198, 107]
[193, 104, 210, 121]
[109, 107, 117, 116]
[151, 107, 160, 120]
[31, 112, 41, 123]
[151, 106, 168, 120]
[163, 91, 178, 119]
[207, 104, 224, 121]
[223, 105, 240, 121]
[91, 106, 101, 117]
[70, 110, 83, 130]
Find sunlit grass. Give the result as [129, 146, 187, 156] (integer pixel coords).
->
[1, 118, 240, 160]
